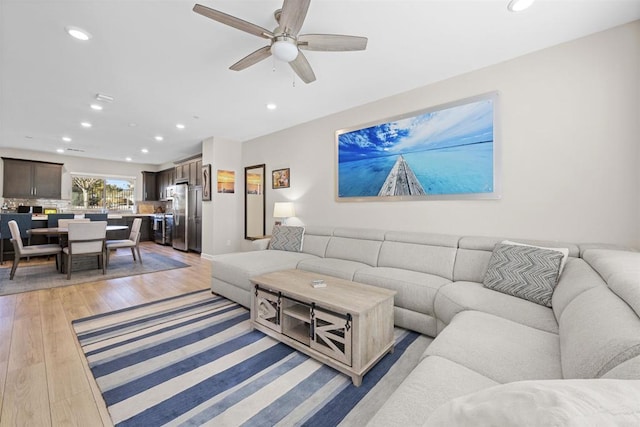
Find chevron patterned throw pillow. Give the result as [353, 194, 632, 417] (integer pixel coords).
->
[269, 225, 305, 252]
[483, 243, 564, 307]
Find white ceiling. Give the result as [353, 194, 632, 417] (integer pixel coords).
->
[1, 0, 639, 166]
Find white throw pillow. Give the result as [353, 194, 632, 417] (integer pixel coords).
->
[425, 379, 640, 427]
[502, 240, 570, 275]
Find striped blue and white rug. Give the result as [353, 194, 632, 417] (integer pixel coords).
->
[73, 289, 431, 426]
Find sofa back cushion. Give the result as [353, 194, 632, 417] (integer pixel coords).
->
[558, 285, 640, 378]
[324, 227, 385, 266]
[551, 258, 606, 321]
[300, 226, 334, 257]
[454, 236, 579, 283]
[379, 231, 459, 280]
[582, 249, 640, 318]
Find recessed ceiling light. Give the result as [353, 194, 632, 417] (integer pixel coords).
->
[154, 136, 164, 142]
[95, 93, 114, 103]
[507, 0, 535, 12]
[128, 122, 137, 127]
[141, 148, 149, 153]
[62, 136, 72, 142]
[81, 122, 92, 128]
[125, 157, 132, 162]
[65, 26, 92, 41]
[56, 148, 65, 153]
[176, 123, 185, 129]
[90, 104, 103, 111]
[266, 103, 277, 110]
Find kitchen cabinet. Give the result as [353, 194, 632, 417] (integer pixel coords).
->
[2, 158, 62, 199]
[192, 159, 202, 186]
[142, 171, 158, 201]
[156, 168, 175, 200]
[175, 163, 188, 183]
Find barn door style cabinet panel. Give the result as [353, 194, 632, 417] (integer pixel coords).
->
[2, 158, 62, 199]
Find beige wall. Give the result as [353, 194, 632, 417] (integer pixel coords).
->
[242, 21, 640, 248]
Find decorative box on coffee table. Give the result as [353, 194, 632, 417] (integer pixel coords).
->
[250, 269, 396, 386]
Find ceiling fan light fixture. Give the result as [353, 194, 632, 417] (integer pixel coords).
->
[507, 0, 535, 12]
[271, 38, 298, 62]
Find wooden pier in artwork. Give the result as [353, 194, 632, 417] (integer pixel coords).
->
[378, 155, 426, 196]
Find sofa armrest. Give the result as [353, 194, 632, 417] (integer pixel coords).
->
[251, 238, 271, 251]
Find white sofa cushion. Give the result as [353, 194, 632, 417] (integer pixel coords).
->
[424, 311, 562, 383]
[435, 281, 558, 334]
[368, 356, 498, 427]
[211, 250, 317, 291]
[559, 285, 640, 378]
[425, 379, 640, 427]
[354, 267, 451, 317]
[582, 249, 640, 317]
[296, 257, 370, 281]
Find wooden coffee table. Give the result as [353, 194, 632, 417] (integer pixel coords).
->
[250, 269, 396, 386]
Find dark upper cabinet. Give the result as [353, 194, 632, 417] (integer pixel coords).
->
[175, 158, 202, 185]
[142, 171, 158, 201]
[192, 160, 201, 186]
[2, 158, 62, 199]
[156, 168, 176, 200]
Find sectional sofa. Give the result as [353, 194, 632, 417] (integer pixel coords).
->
[210, 226, 640, 425]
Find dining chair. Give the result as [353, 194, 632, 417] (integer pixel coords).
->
[8, 220, 62, 280]
[106, 218, 142, 267]
[58, 218, 91, 228]
[46, 213, 75, 245]
[63, 221, 107, 280]
[1, 213, 32, 264]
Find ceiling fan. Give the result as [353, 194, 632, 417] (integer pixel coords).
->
[193, 0, 368, 84]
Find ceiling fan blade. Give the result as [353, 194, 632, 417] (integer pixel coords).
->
[289, 51, 316, 84]
[193, 4, 274, 39]
[298, 34, 368, 51]
[230, 46, 272, 71]
[279, 0, 310, 36]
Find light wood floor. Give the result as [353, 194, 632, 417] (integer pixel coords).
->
[0, 242, 211, 426]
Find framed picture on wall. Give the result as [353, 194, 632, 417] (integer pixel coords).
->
[217, 170, 235, 194]
[202, 164, 212, 201]
[335, 91, 500, 201]
[272, 168, 290, 189]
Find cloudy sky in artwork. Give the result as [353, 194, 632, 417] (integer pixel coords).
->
[338, 98, 494, 162]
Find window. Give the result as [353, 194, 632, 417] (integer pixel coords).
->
[71, 175, 135, 211]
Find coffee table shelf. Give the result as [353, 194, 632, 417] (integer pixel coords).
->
[250, 269, 396, 386]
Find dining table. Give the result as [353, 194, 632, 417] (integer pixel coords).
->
[27, 225, 129, 236]
[28, 225, 129, 274]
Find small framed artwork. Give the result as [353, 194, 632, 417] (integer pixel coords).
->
[202, 164, 212, 201]
[272, 168, 290, 189]
[217, 170, 235, 194]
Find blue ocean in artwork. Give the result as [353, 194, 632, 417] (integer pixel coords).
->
[338, 143, 493, 197]
[337, 97, 495, 197]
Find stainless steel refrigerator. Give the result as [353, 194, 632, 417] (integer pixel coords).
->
[172, 183, 189, 251]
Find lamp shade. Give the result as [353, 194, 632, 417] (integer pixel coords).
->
[273, 202, 295, 218]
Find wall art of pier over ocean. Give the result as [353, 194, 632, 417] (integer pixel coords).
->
[336, 92, 500, 201]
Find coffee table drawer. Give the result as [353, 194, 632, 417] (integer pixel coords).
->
[311, 308, 352, 366]
[254, 288, 281, 333]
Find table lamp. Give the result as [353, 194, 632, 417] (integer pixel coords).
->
[273, 202, 295, 226]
